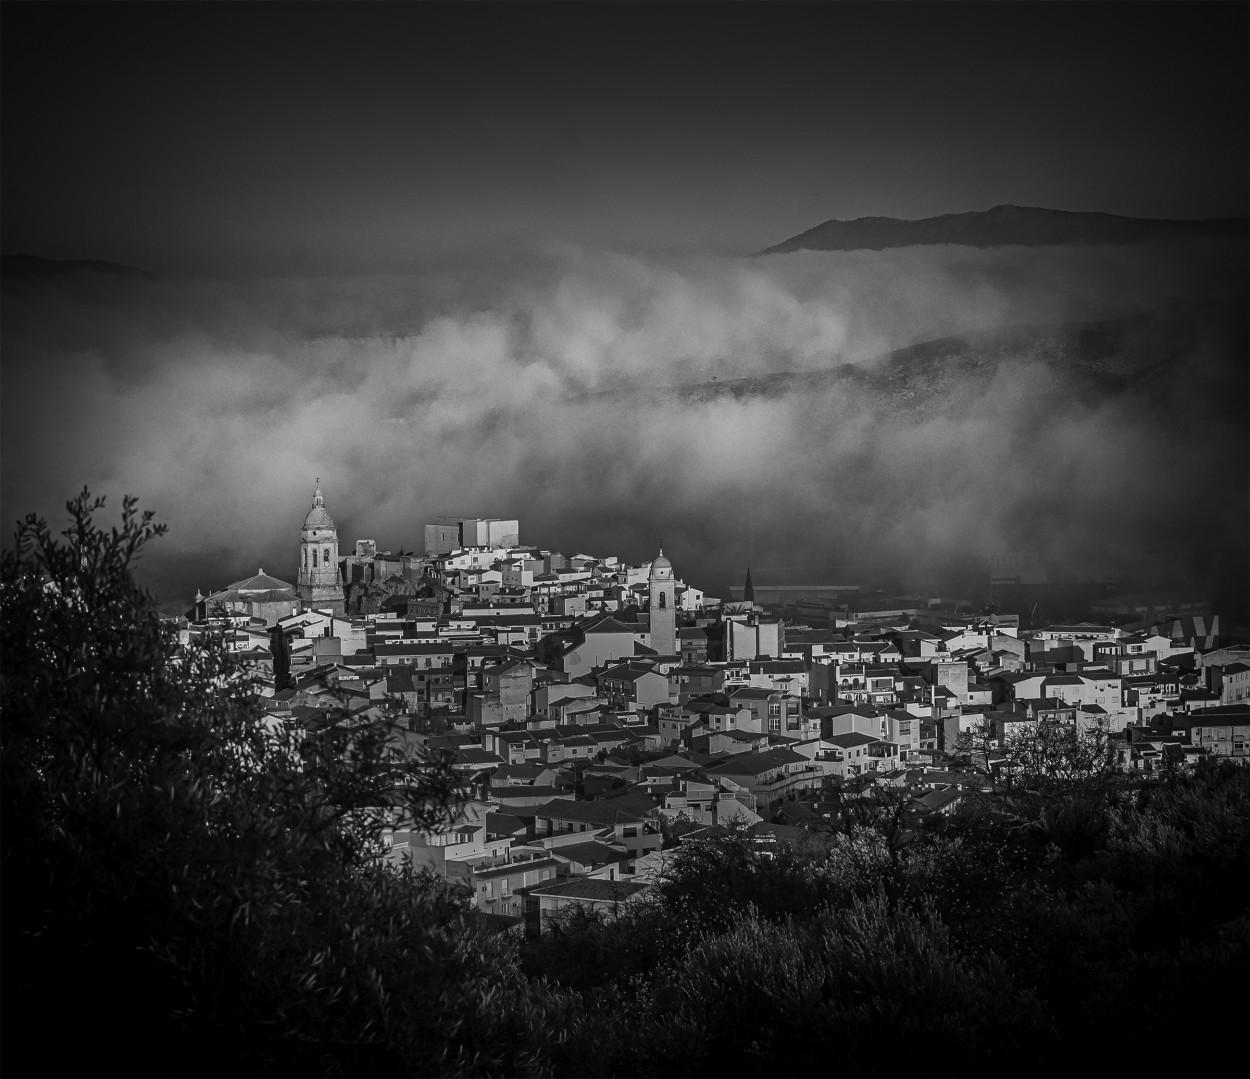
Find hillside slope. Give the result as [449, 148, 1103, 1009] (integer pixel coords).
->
[577, 302, 1248, 421]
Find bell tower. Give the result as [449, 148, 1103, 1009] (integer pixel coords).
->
[296, 481, 345, 615]
[648, 543, 676, 656]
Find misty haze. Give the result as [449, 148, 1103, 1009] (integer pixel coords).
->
[3, 233, 1246, 612]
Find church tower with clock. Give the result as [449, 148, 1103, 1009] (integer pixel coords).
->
[296, 482, 345, 615]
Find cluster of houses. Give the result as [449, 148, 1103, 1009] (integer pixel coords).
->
[176, 490, 1249, 931]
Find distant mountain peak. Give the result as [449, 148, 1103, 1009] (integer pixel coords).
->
[760, 205, 1248, 255]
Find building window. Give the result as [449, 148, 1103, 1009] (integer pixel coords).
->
[312, 549, 318, 568]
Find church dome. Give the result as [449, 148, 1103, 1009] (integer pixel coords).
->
[302, 486, 336, 531]
[649, 545, 673, 578]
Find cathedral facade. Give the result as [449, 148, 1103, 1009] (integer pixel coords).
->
[296, 484, 346, 615]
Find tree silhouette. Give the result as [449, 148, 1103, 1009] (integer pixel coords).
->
[0, 491, 492, 1077]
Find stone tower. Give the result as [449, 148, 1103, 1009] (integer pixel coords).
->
[648, 544, 677, 656]
[296, 483, 345, 615]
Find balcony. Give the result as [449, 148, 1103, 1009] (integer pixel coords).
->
[752, 765, 822, 792]
[469, 849, 549, 872]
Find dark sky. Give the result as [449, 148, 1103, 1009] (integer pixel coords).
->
[4, 2, 1247, 273]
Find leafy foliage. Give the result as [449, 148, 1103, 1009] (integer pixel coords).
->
[2, 492, 516, 1076]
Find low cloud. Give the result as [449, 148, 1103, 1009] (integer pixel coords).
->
[3, 239, 1245, 608]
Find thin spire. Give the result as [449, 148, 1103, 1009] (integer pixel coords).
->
[744, 565, 755, 604]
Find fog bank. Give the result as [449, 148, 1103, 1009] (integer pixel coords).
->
[3, 239, 1245, 609]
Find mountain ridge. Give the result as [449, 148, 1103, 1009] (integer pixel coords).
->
[761, 204, 1249, 255]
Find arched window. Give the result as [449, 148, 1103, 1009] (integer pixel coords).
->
[323, 547, 330, 565]
[658, 590, 667, 609]
[312, 549, 318, 568]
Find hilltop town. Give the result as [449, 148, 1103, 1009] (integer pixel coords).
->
[182, 486, 1250, 930]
